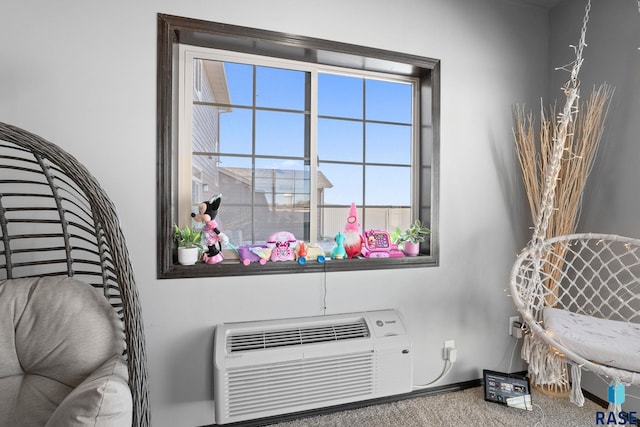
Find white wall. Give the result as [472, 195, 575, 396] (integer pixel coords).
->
[0, 1, 550, 425]
[549, 0, 640, 409]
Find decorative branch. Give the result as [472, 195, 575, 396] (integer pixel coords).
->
[513, 83, 613, 242]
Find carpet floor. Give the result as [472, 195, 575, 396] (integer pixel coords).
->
[268, 386, 605, 427]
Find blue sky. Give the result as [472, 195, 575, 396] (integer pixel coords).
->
[217, 62, 413, 206]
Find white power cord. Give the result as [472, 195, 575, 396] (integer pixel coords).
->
[412, 347, 457, 389]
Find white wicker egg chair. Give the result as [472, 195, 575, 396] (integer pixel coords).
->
[511, 233, 640, 406]
[509, 0, 640, 409]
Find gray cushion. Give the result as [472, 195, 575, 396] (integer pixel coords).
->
[0, 276, 128, 425]
[46, 354, 132, 427]
[0, 374, 72, 427]
[0, 280, 29, 379]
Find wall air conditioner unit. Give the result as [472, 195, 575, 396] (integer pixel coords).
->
[213, 309, 413, 424]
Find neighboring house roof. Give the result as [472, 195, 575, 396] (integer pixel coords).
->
[203, 60, 232, 109]
[220, 167, 333, 189]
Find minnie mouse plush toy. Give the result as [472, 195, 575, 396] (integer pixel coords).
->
[191, 194, 228, 264]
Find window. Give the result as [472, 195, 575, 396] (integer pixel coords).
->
[157, 14, 440, 278]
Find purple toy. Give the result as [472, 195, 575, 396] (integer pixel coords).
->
[238, 245, 271, 266]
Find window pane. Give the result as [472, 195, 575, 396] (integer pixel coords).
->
[366, 79, 412, 123]
[215, 155, 254, 202]
[191, 156, 312, 244]
[256, 66, 306, 110]
[254, 159, 310, 242]
[224, 62, 253, 107]
[219, 107, 252, 154]
[191, 155, 219, 206]
[192, 104, 221, 154]
[365, 165, 410, 206]
[362, 207, 411, 232]
[195, 156, 252, 244]
[318, 205, 359, 244]
[196, 59, 232, 105]
[188, 155, 250, 242]
[191, 155, 253, 204]
[318, 118, 363, 163]
[255, 110, 306, 157]
[318, 73, 363, 119]
[254, 160, 310, 200]
[365, 123, 411, 164]
[319, 163, 363, 205]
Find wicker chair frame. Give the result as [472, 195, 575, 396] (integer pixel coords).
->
[0, 122, 150, 426]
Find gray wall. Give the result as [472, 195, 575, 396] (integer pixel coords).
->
[1, 1, 549, 425]
[549, 0, 640, 409]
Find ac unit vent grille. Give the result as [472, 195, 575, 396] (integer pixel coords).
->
[227, 318, 370, 353]
[225, 351, 374, 418]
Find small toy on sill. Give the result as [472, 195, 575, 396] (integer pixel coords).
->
[192, 193, 228, 264]
[361, 229, 404, 258]
[238, 244, 271, 265]
[267, 231, 297, 262]
[330, 232, 347, 260]
[296, 242, 326, 264]
[343, 202, 364, 259]
[297, 242, 308, 265]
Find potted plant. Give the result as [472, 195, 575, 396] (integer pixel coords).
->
[393, 220, 431, 256]
[173, 224, 204, 265]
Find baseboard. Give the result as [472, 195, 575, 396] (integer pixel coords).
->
[582, 388, 608, 408]
[201, 379, 481, 427]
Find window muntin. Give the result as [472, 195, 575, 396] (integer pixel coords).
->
[157, 14, 439, 278]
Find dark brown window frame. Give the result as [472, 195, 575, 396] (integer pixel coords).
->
[156, 13, 440, 279]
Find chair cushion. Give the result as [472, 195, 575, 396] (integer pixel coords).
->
[0, 374, 72, 427]
[0, 276, 127, 425]
[543, 307, 640, 372]
[0, 276, 125, 387]
[46, 354, 132, 427]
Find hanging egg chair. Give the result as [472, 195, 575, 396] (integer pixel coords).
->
[509, 0, 640, 409]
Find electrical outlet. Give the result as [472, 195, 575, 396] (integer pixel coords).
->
[509, 316, 520, 336]
[443, 340, 455, 360]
